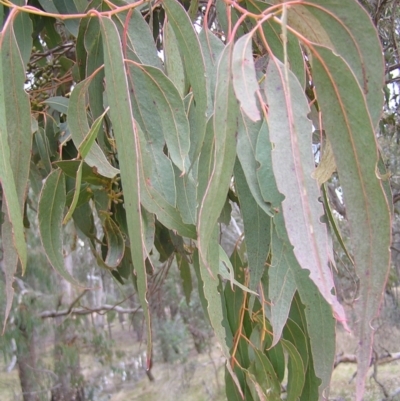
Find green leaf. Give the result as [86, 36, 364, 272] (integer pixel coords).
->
[62, 161, 83, 225]
[13, 11, 32, 69]
[283, 318, 309, 373]
[68, 77, 119, 179]
[174, 164, 197, 225]
[44, 96, 69, 115]
[255, 120, 285, 209]
[38, 170, 82, 286]
[112, 8, 163, 69]
[264, 58, 346, 324]
[312, 44, 391, 400]
[52, 0, 80, 36]
[164, 22, 188, 97]
[247, 350, 281, 401]
[35, 127, 52, 175]
[163, 0, 208, 164]
[198, 28, 225, 117]
[137, 124, 196, 238]
[234, 160, 270, 304]
[232, 33, 261, 121]
[79, 108, 109, 159]
[83, 17, 108, 152]
[126, 64, 177, 206]
[269, 226, 297, 347]
[291, 0, 384, 129]
[246, 1, 305, 86]
[198, 43, 239, 269]
[0, 15, 31, 325]
[219, 246, 258, 296]
[321, 184, 354, 265]
[237, 113, 274, 217]
[281, 339, 306, 401]
[100, 15, 151, 363]
[126, 62, 190, 173]
[55, 160, 111, 186]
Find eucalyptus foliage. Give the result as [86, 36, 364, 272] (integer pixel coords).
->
[0, 0, 392, 400]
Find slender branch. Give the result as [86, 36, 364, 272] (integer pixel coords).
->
[40, 304, 140, 319]
[334, 351, 400, 368]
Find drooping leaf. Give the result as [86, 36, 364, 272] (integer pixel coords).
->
[246, 350, 281, 401]
[312, 44, 391, 401]
[0, 13, 31, 325]
[126, 64, 177, 207]
[100, 15, 151, 364]
[290, 0, 384, 129]
[269, 226, 297, 347]
[281, 339, 306, 401]
[237, 114, 274, 216]
[264, 58, 346, 324]
[255, 120, 285, 210]
[164, 21, 188, 97]
[35, 128, 52, 175]
[62, 161, 83, 224]
[197, 42, 239, 269]
[38, 169, 82, 286]
[232, 33, 261, 121]
[163, 0, 208, 163]
[174, 164, 197, 225]
[199, 28, 227, 117]
[126, 61, 190, 173]
[136, 123, 196, 238]
[234, 160, 270, 305]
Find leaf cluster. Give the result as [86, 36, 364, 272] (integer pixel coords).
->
[0, 0, 392, 400]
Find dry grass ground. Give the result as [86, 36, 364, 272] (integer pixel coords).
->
[1, 323, 400, 400]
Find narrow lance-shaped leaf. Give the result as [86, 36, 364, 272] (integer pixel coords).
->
[312, 44, 391, 401]
[38, 170, 83, 286]
[264, 58, 346, 325]
[164, 22, 188, 97]
[0, 13, 31, 326]
[163, 0, 208, 164]
[269, 227, 297, 347]
[100, 15, 152, 366]
[291, 0, 384, 129]
[63, 108, 109, 224]
[126, 61, 190, 173]
[232, 33, 261, 121]
[196, 43, 242, 395]
[126, 63, 177, 207]
[281, 339, 306, 401]
[234, 160, 270, 307]
[198, 43, 239, 267]
[237, 113, 274, 217]
[136, 123, 196, 238]
[68, 76, 119, 179]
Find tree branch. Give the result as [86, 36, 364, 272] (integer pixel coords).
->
[40, 304, 140, 319]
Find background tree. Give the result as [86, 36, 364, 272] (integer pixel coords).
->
[0, 0, 392, 400]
